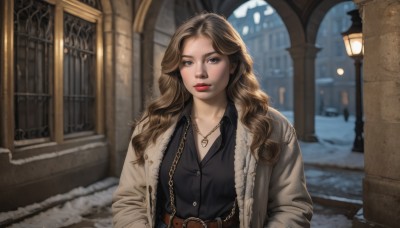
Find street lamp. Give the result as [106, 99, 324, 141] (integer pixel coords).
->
[342, 9, 364, 153]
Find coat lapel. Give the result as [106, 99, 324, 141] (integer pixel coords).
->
[234, 117, 258, 228]
[145, 120, 178, 221]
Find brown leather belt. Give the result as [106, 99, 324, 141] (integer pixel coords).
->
[162, 212, 239, 228]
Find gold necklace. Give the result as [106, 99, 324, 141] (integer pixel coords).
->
[191, 116, 222, 148]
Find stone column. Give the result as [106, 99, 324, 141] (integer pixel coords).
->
[104, 0, 134, 176]
[353, 0, 400, 227]
[287, 44, 320, 142]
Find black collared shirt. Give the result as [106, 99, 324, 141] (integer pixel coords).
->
[157, 102, 238, 220]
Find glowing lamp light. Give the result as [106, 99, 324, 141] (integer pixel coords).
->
[342, 9, 364, 153]
[342, 10, 363, 59]
[343, 32, 363, 57]
[337, 68, 344, 76]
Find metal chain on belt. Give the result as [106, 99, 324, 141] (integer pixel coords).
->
[167, 120, 236, 227]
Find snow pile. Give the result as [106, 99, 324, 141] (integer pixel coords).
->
[8, 186, 115, 228]
[0, 177, 118, 227]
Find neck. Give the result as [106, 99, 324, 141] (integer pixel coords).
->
[192, 97, 228, 120]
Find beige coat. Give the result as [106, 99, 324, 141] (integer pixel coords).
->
[112, 108, 313, 228]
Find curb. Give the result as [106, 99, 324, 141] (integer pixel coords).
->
[311, 193, 362, 218]
[304, 162, 364, 172]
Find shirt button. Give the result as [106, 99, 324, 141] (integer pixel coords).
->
[196, 170, 201, 176]
[193, 201, 197, 207]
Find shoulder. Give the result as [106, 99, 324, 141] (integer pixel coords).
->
[266, 107, 295, 143]
[266, 107, 291, 125]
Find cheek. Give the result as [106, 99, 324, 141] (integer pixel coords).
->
[179, 69, 191, 87]
[223, 74, 230, 88]
[216, 67, 231, 85]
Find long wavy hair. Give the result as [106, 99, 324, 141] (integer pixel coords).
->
[132, 13, 279, 164]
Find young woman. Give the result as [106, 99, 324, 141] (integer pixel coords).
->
[112, 13, 313, 228]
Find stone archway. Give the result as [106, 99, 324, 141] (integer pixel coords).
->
[266, 0, 320, 141]
[110, 0, 177, 174]
[262, 0, 317, 141]
[307, 0, 351, 44]
[173, 0, 305, 44]
[102, 0, 138, 175]
[307, 0, 357, 137]
[133, 0, 176, 109]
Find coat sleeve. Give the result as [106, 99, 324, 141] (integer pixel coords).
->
[112, 125, 150, 228]
[266, 125, 313, 228]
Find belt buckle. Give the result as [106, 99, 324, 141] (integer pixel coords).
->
[182, 217, 207, 228]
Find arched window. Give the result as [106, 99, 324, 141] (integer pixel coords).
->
[14, 0, 54, 143]
[2, 0, 104, 150]
[63, 13, 96, 136]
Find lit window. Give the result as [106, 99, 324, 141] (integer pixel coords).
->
[242, 26, 249, 35]
[253, 12, 260, 24]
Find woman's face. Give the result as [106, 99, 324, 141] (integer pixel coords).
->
[179, 35, 235, 103]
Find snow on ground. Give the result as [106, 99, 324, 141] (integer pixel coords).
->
[7, 186, 116, 228]
[0, 178, 118, 228]
[311, 214, 352, 228]
[282, 111, 364, 170]
[0, 112, 360, 227]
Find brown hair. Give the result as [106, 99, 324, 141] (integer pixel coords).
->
[132, 13, 279, 164]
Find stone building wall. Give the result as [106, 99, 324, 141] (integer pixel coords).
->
[104, 0, 134, 176]
[354, 0, 400, 227]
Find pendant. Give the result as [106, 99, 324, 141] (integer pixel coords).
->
[201, 138, 208, 148]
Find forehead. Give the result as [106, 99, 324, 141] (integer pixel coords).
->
[181, 35, 215, 53]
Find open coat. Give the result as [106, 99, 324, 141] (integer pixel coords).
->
[112, 107, 313, 228]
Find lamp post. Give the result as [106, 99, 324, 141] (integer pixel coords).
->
[342, 9, 364, 153]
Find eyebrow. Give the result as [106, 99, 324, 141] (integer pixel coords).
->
[181, 51, 218, 58]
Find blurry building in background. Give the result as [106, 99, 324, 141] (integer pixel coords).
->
[228, 2, 357, 115]
[314, 2, 357, 116]
[229, 3, 293, 111]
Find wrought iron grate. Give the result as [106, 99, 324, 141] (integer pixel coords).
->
[63, 13, 96, 135]
[14, 0, 54, 141]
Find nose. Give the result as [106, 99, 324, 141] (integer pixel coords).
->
[195, 62, 207, 79]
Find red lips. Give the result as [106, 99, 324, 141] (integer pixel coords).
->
[194, 83, 211, 92]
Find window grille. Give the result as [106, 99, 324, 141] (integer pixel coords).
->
[63, 13, 95, 135]
[14, 0, 54, 141]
